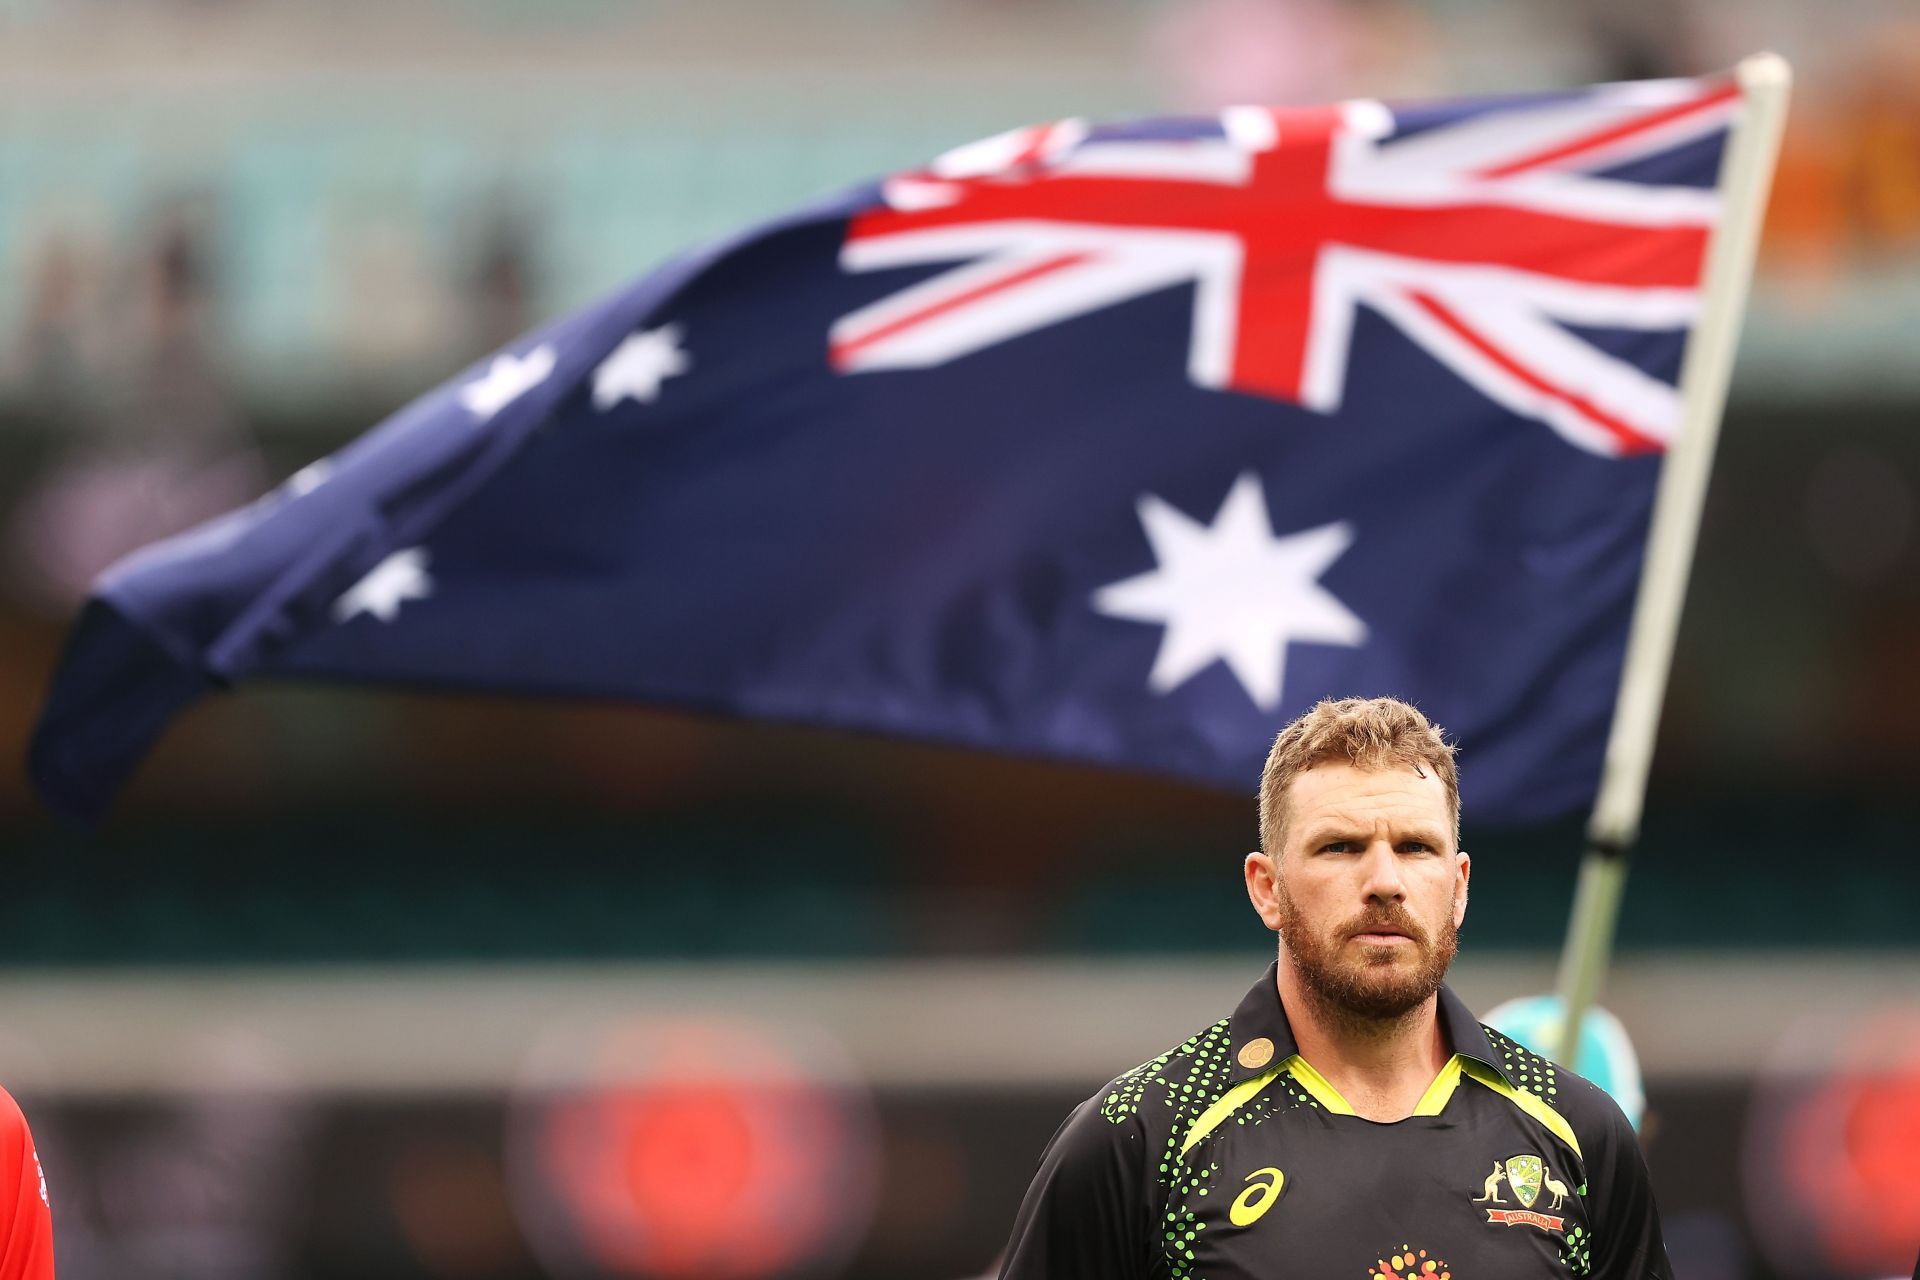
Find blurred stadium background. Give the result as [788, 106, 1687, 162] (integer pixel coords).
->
[2, 1, 1918, 1277]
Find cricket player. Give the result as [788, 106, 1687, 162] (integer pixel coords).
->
[999, 697, 1669, 1278]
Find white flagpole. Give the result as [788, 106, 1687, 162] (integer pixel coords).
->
[1550, 53, 1793, 1067]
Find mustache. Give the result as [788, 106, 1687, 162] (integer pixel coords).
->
[1342, 904, 1429, 945]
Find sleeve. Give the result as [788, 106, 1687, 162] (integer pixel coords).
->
[1575, 1079, 1671, 1280]
[0, 1089, 52, 1280]
[998, 1094, 1153, 1280]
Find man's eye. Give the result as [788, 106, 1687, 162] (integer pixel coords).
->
[1400, 842, 1434, 854]
[1322, 841, 1357, 853]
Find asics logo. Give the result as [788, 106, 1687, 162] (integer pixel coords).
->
[1229, 1167, 1285, 1227]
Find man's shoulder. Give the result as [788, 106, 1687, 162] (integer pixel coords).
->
[0, 1087, 30, 1155]
[1025, 1011, 1247, 1218]
[1477, 1023, 1639, 1156]
[1084, 1015, 1241, 1138]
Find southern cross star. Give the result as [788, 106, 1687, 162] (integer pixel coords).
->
[1092, 472, 1367, 711]
[459, 344, 556, 421]
[332, 547, 433, 624]
[593, 324, 690, 410]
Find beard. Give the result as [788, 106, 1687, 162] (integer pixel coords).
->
[1274, 879, 1458, 1023]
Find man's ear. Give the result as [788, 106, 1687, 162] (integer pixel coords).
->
[1453, 849, 1470, 928]
[1245, 850, 1285, 932]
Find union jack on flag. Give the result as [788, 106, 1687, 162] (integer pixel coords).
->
[833, 79, 1736, 456]
[33, 75, 1752, 824]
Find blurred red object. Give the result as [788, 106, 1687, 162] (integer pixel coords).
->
[1745, 1006, 1920, 1278]
[508, 1015, 878, 1280]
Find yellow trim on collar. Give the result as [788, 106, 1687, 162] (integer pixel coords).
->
[1411, 1054, 1466, 1115]
[1281, 1054, 1359, 1115]
[1461, 1059, 1583, 1159]
[1179, 1052, 1578, 1160]
[1179, 1064, 1286, 1159]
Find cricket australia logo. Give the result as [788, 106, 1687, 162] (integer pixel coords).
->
[1470, 1154, 1568, 1232]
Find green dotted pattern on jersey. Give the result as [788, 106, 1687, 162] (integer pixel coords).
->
[1482, 1026, 1561, 1105]
[1100, 1042, 1184, 1125]
[1109, 1024, 1332, 1280]
[1558, 1223, 1593, 1276]
[1162, 1155, 1217, 1277]
[1485, 1026, 1593, 1276]
[1209, 1066, 1324, 1150]
[1164, 1066, 1328, 1279]
[1097, 1019, 1239, 1280]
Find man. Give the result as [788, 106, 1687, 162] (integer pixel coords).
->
[998, 696, 1669, 1279]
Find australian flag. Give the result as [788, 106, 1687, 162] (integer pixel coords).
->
[30, 76, 1744, 821]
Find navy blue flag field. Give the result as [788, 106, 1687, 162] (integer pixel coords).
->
[31, 77, 1744, 821]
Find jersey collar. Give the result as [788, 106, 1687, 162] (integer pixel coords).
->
[1226, 959, 1519, 1089]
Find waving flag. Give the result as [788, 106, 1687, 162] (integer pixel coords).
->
[31, 75, 1745, 821]
[834, 91, 1730, 454]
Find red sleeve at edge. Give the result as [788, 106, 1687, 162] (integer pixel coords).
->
[0, 1089, 54, 1280]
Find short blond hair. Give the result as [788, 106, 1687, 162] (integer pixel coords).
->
[1258, 696, 1459, 855]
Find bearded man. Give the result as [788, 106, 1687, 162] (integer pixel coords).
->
[998, 696, 1670, 1279]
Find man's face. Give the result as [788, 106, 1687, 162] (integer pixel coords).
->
[1245, 761, 1469, 1021]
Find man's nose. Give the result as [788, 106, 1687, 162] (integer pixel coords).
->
[1359, 841, 1406, 901]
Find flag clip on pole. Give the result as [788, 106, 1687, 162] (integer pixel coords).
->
[1549, 53, 1793, 1068]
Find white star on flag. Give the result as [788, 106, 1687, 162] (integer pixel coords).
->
[459, 344, 556, 421]
[332, 547, 433, 624]
[1092, 473, 1367, 711]
[593, 324, 690, 410]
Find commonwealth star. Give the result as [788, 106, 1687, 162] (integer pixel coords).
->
[1092, 473, 1367, 710]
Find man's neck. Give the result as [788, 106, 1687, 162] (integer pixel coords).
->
[1274, 961, 1452, 1123]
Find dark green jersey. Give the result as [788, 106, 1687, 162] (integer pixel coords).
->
[999, 963, 1671, 1280]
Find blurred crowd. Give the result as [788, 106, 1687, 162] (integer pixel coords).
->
[5, 197, 535, 610]
[1765, 25, 1920, 279]
[8, 203, 260, 610]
